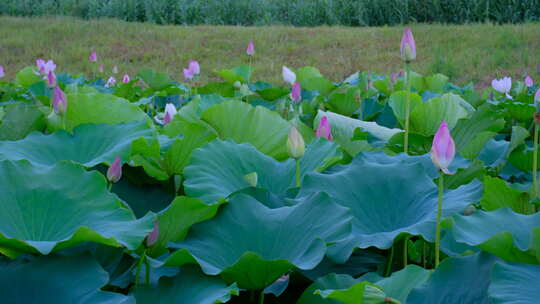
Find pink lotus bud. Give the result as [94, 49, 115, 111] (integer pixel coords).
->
[122, 74, 130, 83]
[89, 51, 98, 63]
[189, 60, 200, 75]
[163, 103, 177, 125]
[491, 77, 512, 99]
[282, 66, 296, 85]
[105, 76, 116, 88]
[525, 76, 534, 87]
[400, 28, 417, 62]
[316, 116, 333, 140]
[112, 66, 118, 74]
[430, 121, 455, 175]
[291, 82, 301, 103]
[163, 111, 172, 125]
[36, 59, 56, 77]
[47, 71, 56, 88]
[52, 86, 67, 115]
[0, 65, 4, 79]
[36, 59, 46, 74]
[106, 157, 123, 183]
[246, 41, 255, 56]
[145, 220, 160, 247]
[98, 65, 104, 73]
[287, 126, 305, 159]
[183, 68, 194, 81]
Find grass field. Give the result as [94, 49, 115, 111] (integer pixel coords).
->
[0, 16, 539, 87]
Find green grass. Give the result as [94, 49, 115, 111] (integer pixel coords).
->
[0, 16, 539, 87]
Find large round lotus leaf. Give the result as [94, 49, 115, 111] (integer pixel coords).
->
[201, 100, 291, 160]
[488, 261, 540, 303]
[0, 121, 154, 167]
[59, 93, 150, 131]
[0, 254, 133, 304]
[451, 208, 540, 264]
[0, 103, 46, 141]
[133, 266, 238, 304]
[408, 252, 496, 304]
[166, 192, 352, 290]
[0, 160, 153, 255]
[298, 273, 359, 304]
[184, 138, 341, 203]
[300, 153, 482, 261]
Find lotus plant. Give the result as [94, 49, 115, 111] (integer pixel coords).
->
[89, 51, 97, 63]
[491, 77, 512, 99]
[287, 126, 305, 187]
[525, 76, 534, 88]
[183, 60, 200, 82]
[246, 41, 255, 82]
[400, 28, 416, 154]
[52, 86, 67, 115]
[122, 74, 130, 83]
[0, 65, 4, 79]
[107, 157, 123, 186]
[316, 116, 333, 140]
[136, 220, 159, 285]
[430, 121, 455, 268]
[163, 103, 178, 125]
[282, 66, 296, 85]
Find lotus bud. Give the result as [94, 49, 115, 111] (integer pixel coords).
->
[400, 28, 416, 62]
[282, 66, 296, 85]
[36, 59, 46, 74]
[291, 82, 301, 103]
[525, 76, 533, 87]
[122, 74, 130, 83]
[47, 71, 56, 88]
[244, 172, 258, 187]
[491, 77, 512, 99]
[98, 65, 104, 73]
[246, 41, 255, 56]
[463, 205, 476, 216]
[287, 127, 305, 159]
[316, 116, 333, 140]
[163, 103, 177, 125]
[112, 65, 118, 74]
[430, 121, 455, 175]
[145, 220, 160, 247]
[189, 60, 200, 75]
[183, 68, 194, 81]
[106, 156, 123, 183]
[89, 51, 97, 63]
[105, 76, 116, 88]
[0, 65, 4, 79]
[52, 86, 67, 115]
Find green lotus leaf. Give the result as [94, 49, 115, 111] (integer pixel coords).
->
[0, 103, 46, 140]
[166, 192, 352, 290]
[315, 282, 393, 304]
[215, 65, 252, 84]
[488, 261, 540, 303]
[256, 87, 290, 101]
[15, 66, 42, 87]
[0, 121, 154, 167]
[407, 253, 495, 304]
[410, 93, 471, 136]
[388, 90, 423, 127]
[0, 160, 153, 255]
[371, 265, 431, 303]
[298, 273, 359, 304]
[201, 100, 291, 159]
[452, 208, 540, 264]
[138, 69, 172, 91]
[481, 176, 535, 214]
[184, 139, 341, 203]
[0, 254, 133, 304]
[133, 266, 238, 304]
[425, 74, 449, 93]
[325, 87, 361, 116]
[300, 152, 482, 261]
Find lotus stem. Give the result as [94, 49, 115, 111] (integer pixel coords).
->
[384, 244, 394, 277]
[533, 123, 538, 199]
[144, 255, 150, 285]
[295, 158, 301, 187]
[135, 250, 146, 285]
[259, 290, 264, 304]
[435, 172, 444, 268]
[404, 62, 411, 154]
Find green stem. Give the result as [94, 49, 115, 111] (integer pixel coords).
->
[135, 250, 146, 285]
[404, 62, 411, 154]
[533, 123, 538, 199]
[295, 159, 301, 187]
[248, 56, 252, 83]
[385, 245, 395, 277]
[259, 290, 264, 304]
[108, 182, 112, 191]
[403, 236, 409, 268]
[144, 256, 150, 285]
[435, 173, 444, 268]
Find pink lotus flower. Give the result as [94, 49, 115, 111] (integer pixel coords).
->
[525, 76, 534, 87]
[122, 74, 130, 83]
[183, 68, 194, 81]
[291, 82, 301, 103]
[400, 28, 417, 62]
[107, 157, 123, 183]
[105, 76, 116, 88]
[431, 121, 455, 175]
[0, 65, 4, 79]
[246, 41, 255, 56]
[47, 71, 56, 88]
[52, 86, 67, 115]
[36, 59, 56, 76]
[163, 103, 177, 125]
[89, 51, 97, 63]
[189, 60, 200, 75]
[491, 77, 512, 99]
[282, 66, 296, 85]
[112, 66, 118, 74]
[316, 116, 333, 140]
[146, 220, 160, 247]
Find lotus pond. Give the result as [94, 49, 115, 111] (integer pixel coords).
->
[0, 32, 539, 303]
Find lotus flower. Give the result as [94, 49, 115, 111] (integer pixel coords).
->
[52, 86, 67, 115]
[287, 126, 305, 159]
[163, 103, 177, 125]
[525, 76, 534, 87]
[189, 60, 200, 75]
[282, 66, 296, 85]
[112, 66, 118, 74]
[400, 28, 416, 62]
[107, 157, 123, 183]
[89, 51, 97, 63]
[99, 65, 104, 73]
[146, 220, 160, 247]
[105, 76, 116, 88]
[491, 77, 512, 99]
[246, 41, 255, 56]
[0, 65, 4, 79]
[291, 82, 301, 103]
[122, 74, 130, 83]
[430, 121, 455, 175]
[183, 68, 194, 81]
[36, 59, 56, 76]
[47, 71, 56, 88]
[316, 116, 333, 140]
